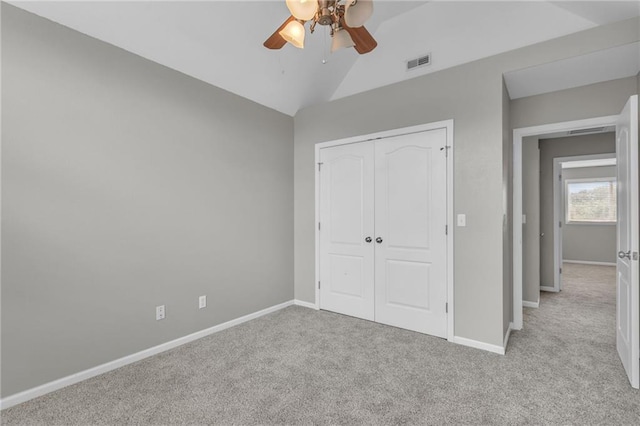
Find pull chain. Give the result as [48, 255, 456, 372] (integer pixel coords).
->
[322, 26, 328, 64]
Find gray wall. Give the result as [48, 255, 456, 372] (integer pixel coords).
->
[522, 137, 540, 303]
[295, 62, 505, 347]
[294, 17, 640, 347]
[1, 5, 294, 397]
[562, 165, 617, 264]
[511, 76, 639, 129]
[538, 134, 616, 285]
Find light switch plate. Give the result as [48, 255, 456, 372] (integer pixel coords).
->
[457, 214, 466, 227]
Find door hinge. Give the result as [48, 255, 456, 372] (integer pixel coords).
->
[318, 162, 323, 171]
[560, 267, 562, 274]
[445, 302, 448, 313]
[318, 281, 321, 289]
[559, 174, 562, 181]
[318, 222, 321, 231]
[445, 225, 448, 235]
[559, 221, 562, 228]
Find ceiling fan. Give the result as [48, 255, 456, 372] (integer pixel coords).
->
[264, 0, 377, 54]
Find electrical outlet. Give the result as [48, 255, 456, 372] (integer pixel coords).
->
[156, 305, 165, 320]
[199, 295, 207, 309]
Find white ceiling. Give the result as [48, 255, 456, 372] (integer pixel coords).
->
[9, 1, 640, 116]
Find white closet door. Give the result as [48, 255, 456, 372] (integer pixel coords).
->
[319, 142, 375, 321]
[373, 129, 448, 337]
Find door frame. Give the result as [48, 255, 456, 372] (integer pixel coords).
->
[547, 153, 617, 293]
[314, 120, 455, 342]
[513, 115, 618, 330]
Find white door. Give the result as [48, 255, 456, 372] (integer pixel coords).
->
[319, 142, 375, 321]
[373, 129, 448, 337]
[616, 95, 639, 389]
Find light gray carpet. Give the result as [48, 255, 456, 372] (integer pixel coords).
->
[2, 263, 639, 425]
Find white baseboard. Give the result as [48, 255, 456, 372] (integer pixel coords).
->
[293, 299, 318, 310]
[0, 300, 295, 410]
[523, 300, 539, 308]
[563, 259, 616, 266]
[540, 286, 558, 292]
[452, 335, 505, 355]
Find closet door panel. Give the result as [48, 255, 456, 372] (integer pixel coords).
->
[374, 129, 448, 337]
[319, 142, 375, 321]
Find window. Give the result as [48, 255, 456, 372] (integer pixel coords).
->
[565, 178, 616, 224]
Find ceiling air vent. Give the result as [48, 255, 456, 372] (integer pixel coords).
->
[569, 127, 606, 135]
[407, 53, 431, 71]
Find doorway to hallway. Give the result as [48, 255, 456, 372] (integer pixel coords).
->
[513, 96, 639, 388]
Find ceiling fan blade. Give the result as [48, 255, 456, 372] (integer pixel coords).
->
[264, 16, 296, 49]
[342, 21, 377, 54]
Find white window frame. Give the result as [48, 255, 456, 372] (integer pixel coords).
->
[564, 177, 617, 225]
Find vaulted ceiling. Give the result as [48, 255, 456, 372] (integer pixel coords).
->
[10, 1, 640, 116]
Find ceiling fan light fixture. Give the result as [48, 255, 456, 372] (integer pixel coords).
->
[279, 20, 306, 49]
[331, 28, 355, 52]
[286, 0, 319, 21]
[344, 0, 373, 28]
[264, 0, 377, 54]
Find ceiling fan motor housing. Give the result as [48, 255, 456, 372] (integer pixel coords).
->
[317, 8, 334, 26]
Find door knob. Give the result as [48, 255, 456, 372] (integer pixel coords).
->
[618, 250, 631, 260]
[365, 237, 372, 243]
[376, 237, 383, 244]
